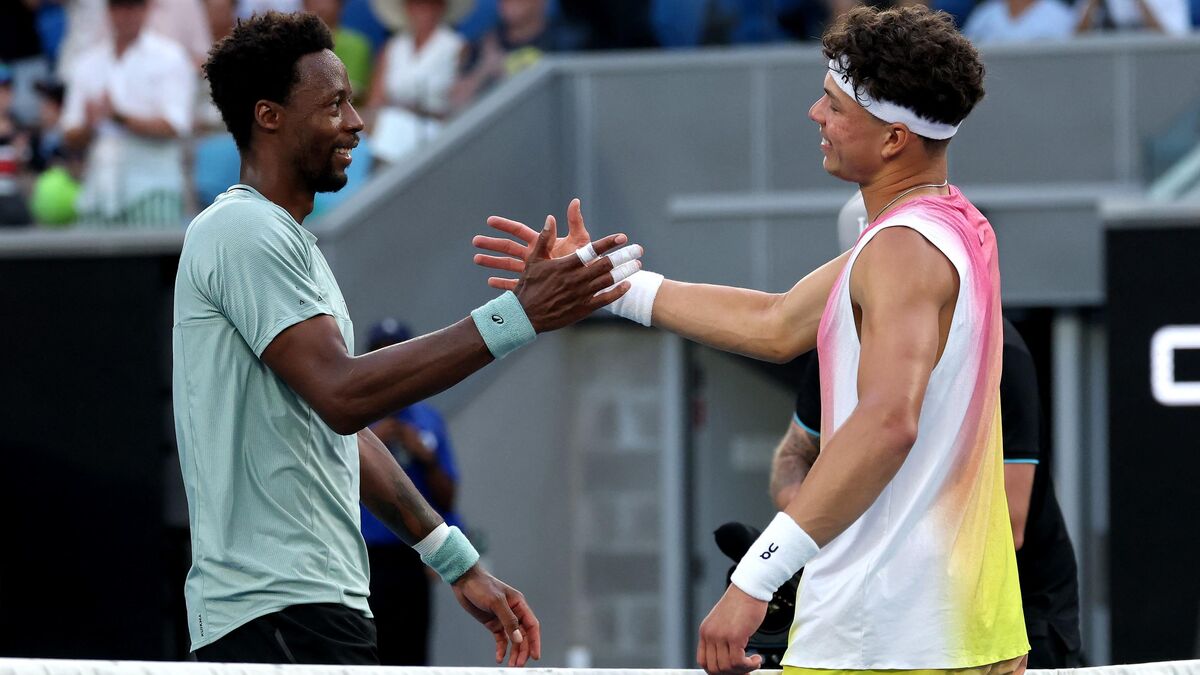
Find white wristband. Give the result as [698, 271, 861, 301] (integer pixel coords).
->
[413, 523, 450, 558]
[603, 270, 664, 327]
[730, 512, 819, 602]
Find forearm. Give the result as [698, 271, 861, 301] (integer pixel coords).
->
[650, 251, 847, 363]
[654, 282, 799, 362]
[783, 404, 915, 545]
[1134, 0, 1165, 30]
[334, 318, 493, 432]
[359, 428, 444, 543]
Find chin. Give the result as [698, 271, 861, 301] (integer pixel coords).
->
[312, 172, 349, 194]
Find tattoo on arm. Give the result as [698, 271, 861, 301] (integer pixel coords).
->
[769, 424, 821, 509]
[359, 429, 444, 544]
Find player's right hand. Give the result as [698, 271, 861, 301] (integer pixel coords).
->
[511, 212, 643, 333]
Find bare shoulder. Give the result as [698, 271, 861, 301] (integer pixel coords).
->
[852, 226, 959, 306]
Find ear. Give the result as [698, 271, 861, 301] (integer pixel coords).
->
[880, 123, 914, 161]
[254, 99, 283, 134]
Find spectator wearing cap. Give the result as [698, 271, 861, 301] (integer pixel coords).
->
[1075, 0, 1191, 34]
[62, 0, 195, 227]
[360, 318, 466, 665]
[365, 0, 472, 165]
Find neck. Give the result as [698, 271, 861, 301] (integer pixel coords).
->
[860, 158, 950, 223]
[413, 24, 437, 49]
[1007, 0, 1036, 16]
[114, 34, 137, 57]
[239, 152, 314, 224]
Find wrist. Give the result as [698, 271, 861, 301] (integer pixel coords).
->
[604, 270, 664, 326]
[414, 523, 480, 584]
[729, 512, 819, 601]
[471, 290, 537, 359]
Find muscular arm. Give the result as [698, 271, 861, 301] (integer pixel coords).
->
[263, 315, 493, 435]
[651, 251, 850, 364]
[359, 426, 444, 542]
[769, 422, 820, 510]
[1004, 463, 1036, 551]
[782, 228, 958, 545]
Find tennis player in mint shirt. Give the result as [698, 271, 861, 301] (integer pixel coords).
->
[173, 11, 642, 665]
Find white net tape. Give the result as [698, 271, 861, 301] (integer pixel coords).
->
[2, 663, 1200, 675]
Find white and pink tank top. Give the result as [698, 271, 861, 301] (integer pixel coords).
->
[782, 187, 1029, 670]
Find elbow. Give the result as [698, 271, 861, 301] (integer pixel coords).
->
[1013, 531, 1025, 552]
[871, 406, 919, 456]
[321, 408, 364, 436]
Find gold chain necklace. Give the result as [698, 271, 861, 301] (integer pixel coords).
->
[870, 179, 949, 223]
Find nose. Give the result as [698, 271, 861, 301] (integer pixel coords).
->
[808, 96, 825, 125]
[345, 101, 365, 134]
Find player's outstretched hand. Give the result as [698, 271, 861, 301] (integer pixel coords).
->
[511, 209, 643, 332]
[452, 565, 542, 667]
[697, 584, 768, 675]
[473, 197, 598, 291]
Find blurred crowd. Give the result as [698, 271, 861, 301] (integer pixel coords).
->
[0, 0, 1196, 229]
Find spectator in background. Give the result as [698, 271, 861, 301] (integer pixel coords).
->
[366, 0, 471, 165]
[305, 0, 374, 103]
[63, 0, 195, 227]
[58, 0, 211, 77]
[360, 318, 467, 665]
[1075, 0, 1190, 34]
[962, 0, 1075, 42]
[450, 0, 582, 112]
[0, 66, 33, 227]
[1, 0, 52, 126]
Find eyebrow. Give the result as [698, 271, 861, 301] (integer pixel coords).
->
[824, 86, 838, 103]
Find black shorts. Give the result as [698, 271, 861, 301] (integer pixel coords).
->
[194, 603, 378, 665]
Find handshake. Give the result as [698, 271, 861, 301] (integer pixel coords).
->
[470, 198, 663, 334]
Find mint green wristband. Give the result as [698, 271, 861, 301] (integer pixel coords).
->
[423, 526, 480, 584]
[471, 291, 536, 359]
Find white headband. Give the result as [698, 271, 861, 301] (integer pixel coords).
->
[827, 57, 960, 140]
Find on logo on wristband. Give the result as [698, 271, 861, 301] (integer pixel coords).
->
[761, 543, 779, 560]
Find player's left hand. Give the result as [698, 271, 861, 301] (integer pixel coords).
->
[697, 584, 767, 675]
[473, 197, 594, 290]
[451, 565, 541, 667]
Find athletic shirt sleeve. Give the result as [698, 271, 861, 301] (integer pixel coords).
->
[196, 202, 337, 357]
[1000, 320, 1041, 463]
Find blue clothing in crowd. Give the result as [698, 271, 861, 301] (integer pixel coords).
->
[360, 402, 463, 545]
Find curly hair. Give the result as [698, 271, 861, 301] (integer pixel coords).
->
[822, 5, 985, 130]
[203, 12, 334, 150]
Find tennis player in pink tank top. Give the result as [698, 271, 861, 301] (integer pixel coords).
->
[474, 5, 1029, 675]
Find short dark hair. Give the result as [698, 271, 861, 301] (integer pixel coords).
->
[203, 11, 334, 150]
[822, 5, 985, 131]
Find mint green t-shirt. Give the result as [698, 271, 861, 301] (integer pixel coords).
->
[172, 185, 371, 650]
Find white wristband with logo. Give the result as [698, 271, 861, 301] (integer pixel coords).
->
[730, 512, 820, 602]
[603, 270, 664, 327]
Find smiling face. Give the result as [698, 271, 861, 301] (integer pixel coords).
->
[281, 49, 363, 193]
[807, 72, 891, 184]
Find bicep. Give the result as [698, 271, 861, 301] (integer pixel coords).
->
[774, 250, 852, 357]
[260, 314, 354, 424]
[851, 229, 958, 414]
